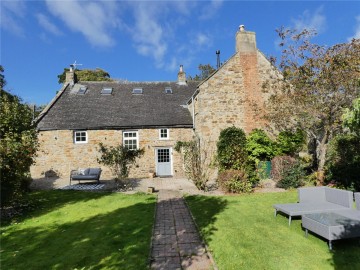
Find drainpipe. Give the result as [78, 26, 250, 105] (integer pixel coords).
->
[192, 96, 195, 130]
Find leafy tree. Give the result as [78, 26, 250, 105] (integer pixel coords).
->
[58, 68, 112, 84]
[276, 129, 305, 156]
[325, 134, 360, 191]
[97, 143, 144, 181]
[264, 28, 360, 179]
[0, 65, 6, 89]
[0, 70, 38, 206]
[217, 126, 248, 171]
[188, 64, 216, 81]
[342, 97, 360, 136]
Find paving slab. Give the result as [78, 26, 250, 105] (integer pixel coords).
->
[150, 190, 215, 270]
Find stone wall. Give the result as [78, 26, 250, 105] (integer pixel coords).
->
[191, 30, 276, 181]
[31, 128, 193, 180]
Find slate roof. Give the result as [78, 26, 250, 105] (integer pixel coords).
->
[37, 81, 198, 131]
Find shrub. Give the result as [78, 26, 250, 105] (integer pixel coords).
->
[246, 129, 277, 163]
[276, 162, 305, 189]
[217, 127, 248, 171]
[325, 134, 360, 191]
[97, 143, 144, 181]
[175, 139, 209, 190]
[275, 129, 305, 156]
[218, 169, 253, 193]
[271, 156, 297, 182]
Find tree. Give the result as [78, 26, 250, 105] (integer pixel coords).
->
[0, 65, 6, 89]
[188, 64, 216, 81]
[57, 68, 112, 84]
[97, 143, 144, 182]
[0, 67, 38, 206]
[264, 28, 360, 180]
[342, 97, 360, 136]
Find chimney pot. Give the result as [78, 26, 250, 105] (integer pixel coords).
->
[239, 25, 245, 32]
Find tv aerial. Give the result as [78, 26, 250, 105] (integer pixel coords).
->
[70, 60, 83, 71]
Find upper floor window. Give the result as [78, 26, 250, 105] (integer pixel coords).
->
[123, 131, 139, 150]
[77, 86, 87, 95]
[164, 87, 172, 94]
[159, 129, 169, 140]
[101, 87, 113, 95]
[132, 88, 143, 95]
[74, 131, 88, 144]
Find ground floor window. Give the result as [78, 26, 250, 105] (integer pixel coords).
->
[123, 131, 139, 150]
[74, 131, 88, 144]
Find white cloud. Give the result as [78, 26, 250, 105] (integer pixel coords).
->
[128, 2, 168, 67]
[348, 15, 360, 40]
[0, 1, 26, 37]
[45, 0, 120, 47]
[292, 6, 327, 34]
[194, 33, 211, 47]
[199, 0, 224, 20]
[36, 13, 63, 36]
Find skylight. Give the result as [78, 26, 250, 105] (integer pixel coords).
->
[165, 87, 172, 94]
[77, 86, 87, 95]
[101, 87, 113, 95]
[132, 88, 143, 94]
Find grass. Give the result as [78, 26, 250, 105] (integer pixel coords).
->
[186, 191, 360, 270]
[0, 190, 156, 270]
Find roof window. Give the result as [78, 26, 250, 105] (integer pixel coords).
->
[77, 86, 87, 95]
[165, 87, 172, 94]
[132, 88, 143, 95]
[101, 87, 113, 95]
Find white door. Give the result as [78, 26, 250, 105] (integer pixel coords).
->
[156, 148, 172, 176]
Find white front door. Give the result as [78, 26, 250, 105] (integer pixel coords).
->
[156, 148, 172, 176]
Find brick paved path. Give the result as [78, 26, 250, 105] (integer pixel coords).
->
[150, 190, 214, 270]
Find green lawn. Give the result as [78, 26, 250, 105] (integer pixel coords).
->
[0, 190, 156, 270]
[186, 192, 360, 270]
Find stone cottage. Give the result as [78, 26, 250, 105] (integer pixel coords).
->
[31, 25, 277, 181]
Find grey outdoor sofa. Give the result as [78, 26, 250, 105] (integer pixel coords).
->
[70, 168, 102, 185]
[273, 187, 354, 225]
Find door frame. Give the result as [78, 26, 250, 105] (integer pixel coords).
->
[155, 147, 173, 176]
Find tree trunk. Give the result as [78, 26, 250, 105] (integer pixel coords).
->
[316, 130, 329, 184]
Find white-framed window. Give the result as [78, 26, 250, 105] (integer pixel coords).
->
[159, 128, 169, 140]
[74, 131, 88, 144]
[123, 131, 139, 150]
[101, 87, 113, 95]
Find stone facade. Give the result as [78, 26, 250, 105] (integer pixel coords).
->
[31, 26, 279, 184]
[189, 28, 276, 180]
[31, 128, 193, 180]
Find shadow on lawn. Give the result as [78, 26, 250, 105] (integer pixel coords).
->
[327, 221, 360, 269]
[1, 199, 155, 270]
[185, 195, 228, 243]
[1, 190, 112, 226]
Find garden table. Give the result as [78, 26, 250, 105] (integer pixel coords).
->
[302, 212, 360, 250]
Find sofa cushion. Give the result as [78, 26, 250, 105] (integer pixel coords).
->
[89, 168, 101, 175]
[79, 168, 90, 175]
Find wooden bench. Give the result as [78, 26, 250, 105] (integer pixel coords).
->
[70, 168, 102, 185]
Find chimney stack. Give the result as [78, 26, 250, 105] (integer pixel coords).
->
[235, 25, 257, 53]
[177, 65, 187, 85]
[65, 64, 77, 85]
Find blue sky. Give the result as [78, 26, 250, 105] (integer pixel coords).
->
[1, 0, 359, 105]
